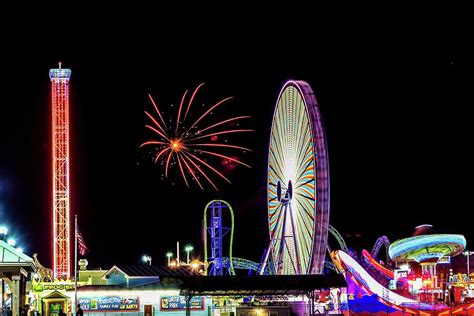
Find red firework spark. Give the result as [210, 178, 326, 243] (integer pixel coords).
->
[140, 83, 252, 190]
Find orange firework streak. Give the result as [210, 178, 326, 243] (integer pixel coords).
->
[50, 63, 72, 279]
[141, 83, 253, 190]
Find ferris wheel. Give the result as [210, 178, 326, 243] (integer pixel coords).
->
[265, 80, 330, 275]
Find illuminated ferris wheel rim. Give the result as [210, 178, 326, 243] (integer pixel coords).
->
[267, 79, 318, 232]
[266, 79, 330, 274]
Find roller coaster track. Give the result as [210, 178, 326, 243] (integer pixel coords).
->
[203, 200, 235, 276]
[222, 257, 258, 273]
[324, 260, 336, 270]
[233, 225, 346, 274]
[221, 256, 337, 273]
[221, 257, 276, 275]
[323, 225, 347, 271]
[328, 224, 348, 252]
[371, 235, 391, 263]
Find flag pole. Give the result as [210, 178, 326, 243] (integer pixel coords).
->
[74, 214, 78, 316]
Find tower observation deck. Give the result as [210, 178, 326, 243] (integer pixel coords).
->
[50, 63, 72, 279]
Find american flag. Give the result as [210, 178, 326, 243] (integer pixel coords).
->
[76, 228, 88, 256]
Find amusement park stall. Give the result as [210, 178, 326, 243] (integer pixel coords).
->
[75, 286, 209, 316]
[33, 284, 210, 316]
[31, 264, 211, 316]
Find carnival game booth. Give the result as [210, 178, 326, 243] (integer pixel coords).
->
[33, 283, 78, 316]
[91, 267, 346, 316]
[31, 259, 107, 315]
[32, 264, 208, 316]
[78, 265, 210, 316]
[75, 285, 208, 316]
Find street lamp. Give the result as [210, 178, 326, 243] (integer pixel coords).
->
[142, 255, 152, 266]
[185, 245, 194, 264]
[0, 226, 8, 240]
[166, 252, 173, 266]
[463, 250, 473, 290]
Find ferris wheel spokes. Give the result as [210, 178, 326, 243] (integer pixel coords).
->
[264, 182, 303, 275]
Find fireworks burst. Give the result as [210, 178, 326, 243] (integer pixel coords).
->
[140, 83, 253, 190]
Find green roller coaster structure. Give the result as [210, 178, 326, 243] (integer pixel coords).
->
[324, 225, 349, 271]
[328, 224, 348, 252]
[202, 202, 349, 274]
[203, 200, 235, 275]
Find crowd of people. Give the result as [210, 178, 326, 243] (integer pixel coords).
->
[1, 304, 33, 316]
[0, 304, 83, 316]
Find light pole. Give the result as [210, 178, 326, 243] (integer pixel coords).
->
[166, 252, 173, 266]
[142, 255, 152, 266]
[464, 250, 473, 290]
[0, 226, 8, 241]
[185, 245, 194, 264]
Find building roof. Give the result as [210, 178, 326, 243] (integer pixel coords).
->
[103, 264, 200, 279]
[76, 283, 183, 291]
[79, 269, 346, 295]
[174, 274, 347, 296]
[0, 240, 35, 273]
[75, 284, 128, 292]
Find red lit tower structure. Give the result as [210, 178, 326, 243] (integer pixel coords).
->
[50, 63, 72, 279]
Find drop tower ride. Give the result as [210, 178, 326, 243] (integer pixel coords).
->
[50, 63, 72, 279]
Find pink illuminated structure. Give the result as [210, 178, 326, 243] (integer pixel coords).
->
[50, 63, 72, 279]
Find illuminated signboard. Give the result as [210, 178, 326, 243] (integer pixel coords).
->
[388, 280, 397, 290]
[78, 296, 139, 312]
[394, 270, 409, 280]
[449, 273, 473, 283]
[160, 296, 204, 310]
[33, 283, 82, 292]
[44, 284, 75, 291]
[438, 256, 451, 264]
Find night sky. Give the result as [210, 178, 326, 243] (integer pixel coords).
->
[0, 12, 471, 270]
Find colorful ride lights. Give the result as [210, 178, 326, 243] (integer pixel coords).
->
[399, 263, 410, 271]
[402, 268, 433, 291]
[407, 270, 417, 281]
[142, 254, 152, 265]
[388, 234, 466, 262]
[408, 277, 424, 292]
[7, 238, 16, 246]
[463, 250, 473, 289]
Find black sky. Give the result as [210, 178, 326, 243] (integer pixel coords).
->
[0, 10, 471, 269]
